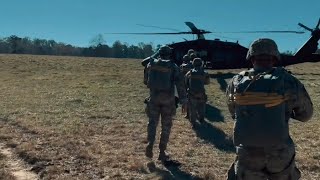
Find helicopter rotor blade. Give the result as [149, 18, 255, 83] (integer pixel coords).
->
[136, 24, 181, 32]
[298, 23, 313, 32]
[105, 32, 193, 35]
[185, 22, 199, 32]
[316, 18, 320, 29]
[214, 30, 305, 34]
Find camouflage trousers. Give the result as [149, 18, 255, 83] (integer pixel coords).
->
[188, 93, 207, 124]
[145, 92, 176, 151]
[227, 144, 301, 180]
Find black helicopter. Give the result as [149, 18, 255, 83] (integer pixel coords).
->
[113, 19, 320, 69]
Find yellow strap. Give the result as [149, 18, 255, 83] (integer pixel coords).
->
[232, 92, 289, 108]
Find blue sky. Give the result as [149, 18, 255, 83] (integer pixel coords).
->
[0, 0, 319, 52]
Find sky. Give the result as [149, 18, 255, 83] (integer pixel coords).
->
[0, 0, 319, 52]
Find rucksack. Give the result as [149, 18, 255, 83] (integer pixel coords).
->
[147, 59, 174, 91]
[233, 67, 289, 147]
[180, 63, 193, 75]
[187, 68, 206, 95]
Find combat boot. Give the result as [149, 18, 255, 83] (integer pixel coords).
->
[158, 150, 170, 161]
[145, 144, 153, 158]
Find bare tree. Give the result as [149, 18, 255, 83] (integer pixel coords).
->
[90, 34, 106, 47]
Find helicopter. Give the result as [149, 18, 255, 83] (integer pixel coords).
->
[111, 19, 320, 69]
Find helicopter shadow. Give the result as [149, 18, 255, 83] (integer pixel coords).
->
[205, 104, 225, 122]
[209, 72, 236, 91]
[192, 120, 235, 152]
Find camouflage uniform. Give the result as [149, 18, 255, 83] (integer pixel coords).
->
[180, 55, 194, 75]
[185, 58, 210, 124]
[144, 45, 187, 160]
[180, 51, 197, 75]
[180, 50, 197, 119]
[226, 38, 313, 180]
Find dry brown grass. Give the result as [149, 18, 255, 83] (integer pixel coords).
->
[0, 54, 318, 179]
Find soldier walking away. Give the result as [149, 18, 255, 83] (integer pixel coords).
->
[180, 49, 196, 75]
[226, 38, 313, 180]
[185, 58, 210, 126]
[180, 50, 197, 119]
[144, 45, 188, 162]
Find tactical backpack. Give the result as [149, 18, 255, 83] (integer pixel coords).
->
[180, 63, 193, 75]
[232, 67, 290, 147]
[187, 68, 207, 96]
[147, 59, 174, 91]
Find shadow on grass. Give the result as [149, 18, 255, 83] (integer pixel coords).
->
[192, 120, 235, 153]
[147, 161, 201, 180]
[205, 104, 224, 122]
[209, 72, 236, 91]
[147, 161, 175, 179]
[163, 161, 202, 180]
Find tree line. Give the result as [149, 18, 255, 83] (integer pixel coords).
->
[0, 35, 319, 58]
[0, 35, 157, 58]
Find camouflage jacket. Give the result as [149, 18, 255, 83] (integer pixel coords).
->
[226, 67, 313, 122]
[180, 62, 193, 75]
[185, 67, 210, 93]
[144, 58, 187, 104]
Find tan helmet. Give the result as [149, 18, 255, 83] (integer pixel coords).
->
[182, 54, 189, 62]
[189, 53, 197, 60]
[187, 49, 195, 55]
[192, 58, 203, 67]
[246, 38, 280, 61]
[159, 45, 173, 57]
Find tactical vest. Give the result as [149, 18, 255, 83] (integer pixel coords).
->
[233, 67, 289, 147]
[181, 63, 193, 75]
[147, 59, 173, 91]
[188, 68, 206, 95]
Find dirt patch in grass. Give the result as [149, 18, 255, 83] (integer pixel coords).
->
[0, 143, 38, 180]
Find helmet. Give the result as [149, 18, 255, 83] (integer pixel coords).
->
[189, 53, 197, 60]
[159, 45, 173, 57]
[246, 38, 280, 61]
[182, 54, 189, 62]
[192, 58, 203, 67]
[187, 49, 195, 55]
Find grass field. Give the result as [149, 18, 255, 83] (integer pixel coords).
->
[0, 54, 319, 180]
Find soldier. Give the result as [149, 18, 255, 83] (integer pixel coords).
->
[181, 51, 197, 119]
[180, 51, 196, 76]
[226, 38, 313, 180]
[144, 45, 188, 161]
[185, 58, 210, 125]
[186, 49, 195, 60]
